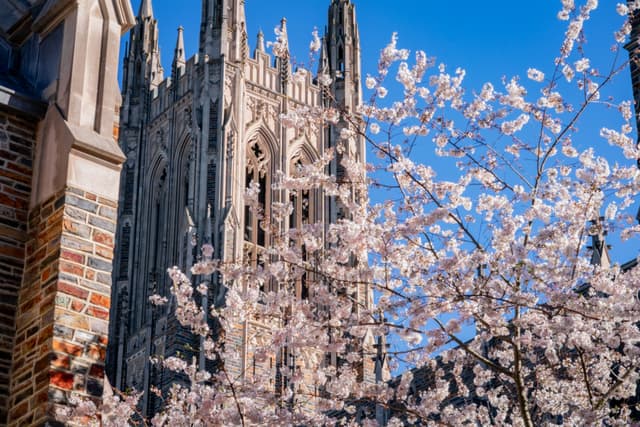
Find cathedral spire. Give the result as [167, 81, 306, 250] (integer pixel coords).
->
[121, 0, 162, 124]
[199, 0, 247, 60]
[172, 26, 186, 78]
[138, 0, 154, 19]
[326, 0, 362, 111]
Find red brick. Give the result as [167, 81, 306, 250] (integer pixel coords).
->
[85, 269, 96, 280]
[52, 339, 83, 357]
[89, 294, 110, 309]
[87, 344, 106, 360]
[34, 389, 49, 405]
[52, 353, 70, 369]
[46, 208, 64, 227]
[0, 192, 24, 208]
[85, 192, 97, 201]
[88, 364, 104, 378]
[92, 230, 113, 247]
[50, 370, 74, 390]
[6, 160, 31, 176]
[28, 246, 45, 264]
[22, 335, 36, 351]
[0, 244, 24, 259]
[97, 197, 117, 208]
[9, 400, 28, 421]
[39, 295, 55, 315]
[37, 325, 53, 345]
[63, 218, 90, 238]
[61, 249, 85, 264]
[4, 185, 29, 199]
[19, 294, 40, 313]
[95, 245, 114, 260]
[0, 168, 30, 184]
[70, 300, 85, 312]
[86, 306, 109, 320]
[40, 220, 62, 241]
[58, 282, 89, 300]
[40, 266, 53, 282]
[59, 261, 84, 277]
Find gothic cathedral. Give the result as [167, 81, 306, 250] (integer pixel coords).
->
[106, 0, 367, 415]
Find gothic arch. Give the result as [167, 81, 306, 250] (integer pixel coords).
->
[174, 135, 194, 271]
[243, 127, 279, 293]
[245, 124, 279, 170]
[174, 135, 192, 188]
[287, 140, 319, 300]
[288, 139, 319, 168]
[134, 154, 169, 328]
[147, 153, 168, 189]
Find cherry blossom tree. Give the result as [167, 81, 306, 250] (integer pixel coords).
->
[63, 1, 640, 425]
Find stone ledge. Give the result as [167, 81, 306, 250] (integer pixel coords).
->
[0, 84, 46, 119]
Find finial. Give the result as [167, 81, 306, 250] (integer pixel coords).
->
[173, 25, 186, 77]
[318, 35, 329, 75]
[588, 217, 611, 268]
[138, 0, 154, 19]
[256, 29, 265, 54]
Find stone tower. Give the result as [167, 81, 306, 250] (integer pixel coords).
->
[107, 0, 369, 416]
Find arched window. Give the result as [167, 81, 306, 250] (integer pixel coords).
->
[289, 154, 316, 299]
[176, 143, 194, 272]
[133, 60, 142, 96]
[145, 166, 167, 325]
[338, 46, 345, 75]
[244, 137, 271, 292]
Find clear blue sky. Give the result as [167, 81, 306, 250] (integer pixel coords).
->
[124, 1, 627, 90]
[121, 0, 636, 261]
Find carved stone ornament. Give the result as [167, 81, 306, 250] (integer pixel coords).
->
[226, 130, 236, 161]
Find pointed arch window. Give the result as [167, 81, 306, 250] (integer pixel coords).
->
[133, 59, 142, 96]
[289, 153, 317, 299]
[244, 137, 271, 292]
[146, 167, 167, 325]
[176, 141, 194, 272]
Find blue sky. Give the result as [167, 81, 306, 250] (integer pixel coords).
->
[121, 1, 637, 261]
[125, 1, 627, 89]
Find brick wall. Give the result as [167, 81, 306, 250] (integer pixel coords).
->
[8, 188, 117, 426]
[0, 108, 34, 425]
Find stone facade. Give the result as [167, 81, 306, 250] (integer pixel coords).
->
[0, 0, 134, 425]
[108, 0, 372, 418]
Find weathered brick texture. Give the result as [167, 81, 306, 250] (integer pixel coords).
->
[0, 108, 34, 425]
[8, 188, 117, 426]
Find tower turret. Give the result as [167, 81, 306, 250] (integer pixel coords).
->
[324, 0, 365, 187]
[199, 0, 248, 62]
[121, 0, 163, 125]
[326, 0, 362, 112]
[139, 0, 154, 19]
